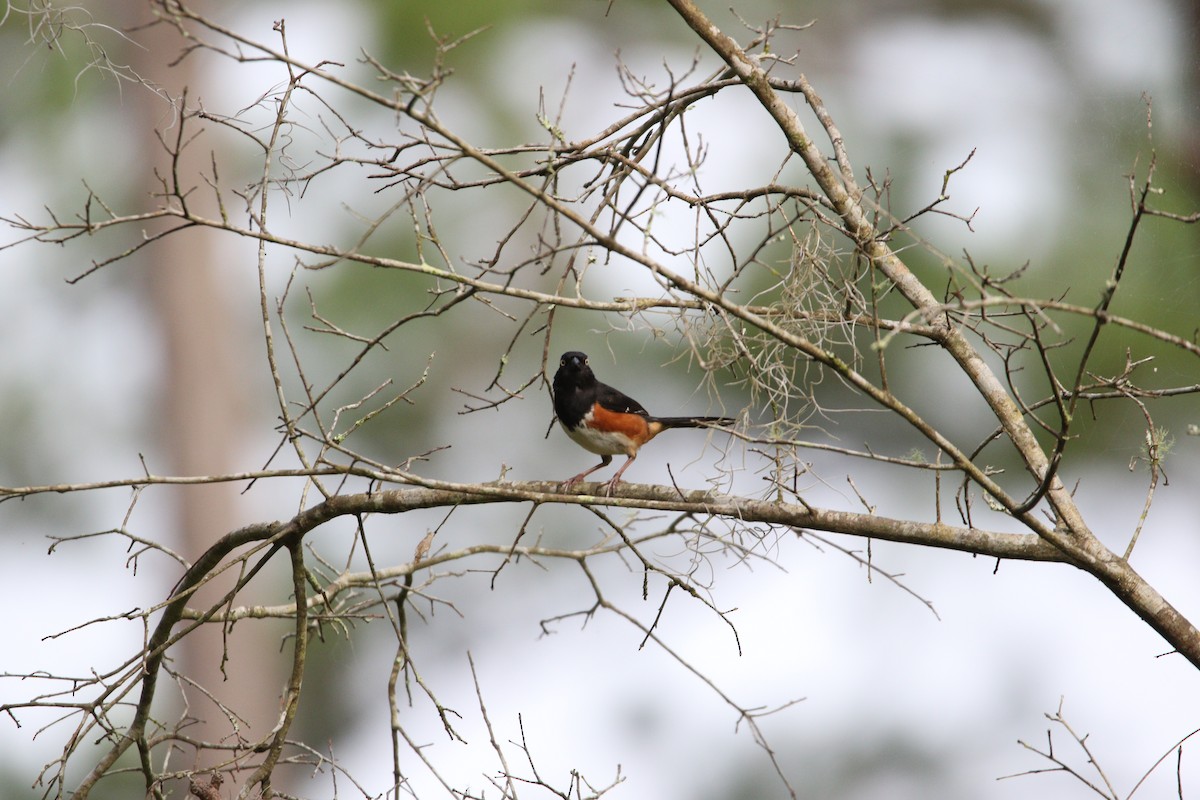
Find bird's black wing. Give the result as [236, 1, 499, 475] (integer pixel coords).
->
[594, 381, 651, 417]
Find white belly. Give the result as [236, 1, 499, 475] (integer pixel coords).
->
[562, 415, 635, 456]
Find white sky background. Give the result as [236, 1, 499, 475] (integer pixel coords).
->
[1, 1, 1198, 799]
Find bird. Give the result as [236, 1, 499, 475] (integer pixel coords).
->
[551, 351, 734, 494]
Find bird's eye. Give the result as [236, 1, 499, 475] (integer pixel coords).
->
[560, 357, 566, 366]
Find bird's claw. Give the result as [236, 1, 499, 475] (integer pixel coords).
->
[555, 477, 621, 495]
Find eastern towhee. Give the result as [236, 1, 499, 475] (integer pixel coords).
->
[552, 351, 734, 493]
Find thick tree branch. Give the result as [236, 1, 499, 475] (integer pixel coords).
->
[664, 0, 1087, 534]
[662, 0, 1200, 673]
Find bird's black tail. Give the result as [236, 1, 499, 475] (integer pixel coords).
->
[653, 416, 735, 429]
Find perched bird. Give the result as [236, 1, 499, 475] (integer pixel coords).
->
[552, 351, 734, 493]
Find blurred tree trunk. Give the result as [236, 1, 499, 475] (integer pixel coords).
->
[1184, 0, 1200, 189]
[122, 1, 280, 779]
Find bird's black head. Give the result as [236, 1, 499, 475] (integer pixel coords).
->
[558, 351, 588, 370]
[554, 351, 595, 390]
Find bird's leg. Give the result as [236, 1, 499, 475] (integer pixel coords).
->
[560, 454, 613, 490]
[603, 453, 637, 496]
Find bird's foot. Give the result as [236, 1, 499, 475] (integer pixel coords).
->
[558, 475, 586, 492]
